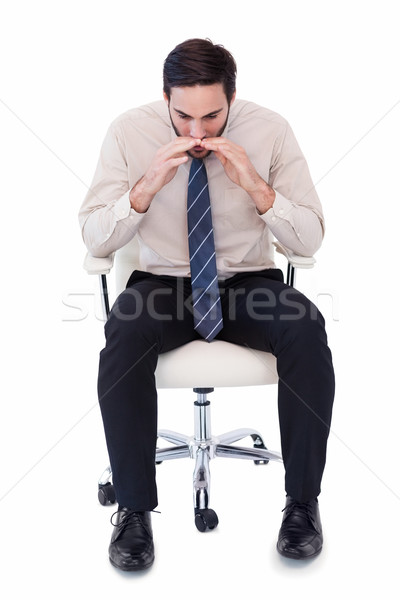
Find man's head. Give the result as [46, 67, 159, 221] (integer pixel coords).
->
[163, 39, 237, 158]
[163, 38, 237, 104]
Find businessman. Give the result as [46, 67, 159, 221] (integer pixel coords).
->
[79, 38, 335, 570]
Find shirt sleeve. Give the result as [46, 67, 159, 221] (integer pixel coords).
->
[259, 121, 325, 257]
[78, 122, 145, 257]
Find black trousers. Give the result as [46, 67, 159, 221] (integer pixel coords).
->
[98, 269, 335, 510]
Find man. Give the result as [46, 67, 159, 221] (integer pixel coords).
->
[79, 38, 335, 570]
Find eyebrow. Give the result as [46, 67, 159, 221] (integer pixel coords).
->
[173, 108, 224, 119]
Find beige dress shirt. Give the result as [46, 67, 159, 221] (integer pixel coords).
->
[79, 99, 324, 279]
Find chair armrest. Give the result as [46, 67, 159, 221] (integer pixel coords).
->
[273, 242, 316, 269]
[83, 252, 115, 275]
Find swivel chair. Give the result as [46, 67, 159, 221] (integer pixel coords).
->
[84, 240, 315, 532]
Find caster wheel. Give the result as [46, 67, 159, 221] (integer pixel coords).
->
[98, 482, 116, 505]
[253, 435, 269, 466]
[194, 508, 219, 532]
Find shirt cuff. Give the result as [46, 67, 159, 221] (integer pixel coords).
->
[260, 191, 294, 226]
[113, 190, 145, 223]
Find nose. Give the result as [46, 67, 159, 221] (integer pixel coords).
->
[190, 120, 206, 140]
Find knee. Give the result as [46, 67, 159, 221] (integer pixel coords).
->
[105, 288, 162, 347]
[275, 291, 328, 348]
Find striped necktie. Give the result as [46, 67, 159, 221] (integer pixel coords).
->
[187, 158, 223, 341]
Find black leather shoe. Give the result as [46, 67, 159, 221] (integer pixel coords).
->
[109, 508, 155, 571]
[277, 496, 323, 560]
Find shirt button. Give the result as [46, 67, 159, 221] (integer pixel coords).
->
[279, 209, 284, 215]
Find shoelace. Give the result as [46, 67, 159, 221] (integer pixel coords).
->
[282, 499, 314, 517]
[110, 511, 148, 536]
[110, 509, 159, 535]
[281, 500, 318, 533]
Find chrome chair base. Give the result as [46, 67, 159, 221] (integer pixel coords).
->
[98, 388, 282, 531]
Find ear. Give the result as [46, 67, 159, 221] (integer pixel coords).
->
[163, 91, 169, 104]
[230, 90, 236, 106]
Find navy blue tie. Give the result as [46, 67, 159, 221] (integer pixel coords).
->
[187, 158, 223, 341]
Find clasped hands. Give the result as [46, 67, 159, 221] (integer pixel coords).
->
[130, 136, 275, 214]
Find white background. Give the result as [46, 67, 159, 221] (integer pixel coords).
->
[1, 0, 399, 596]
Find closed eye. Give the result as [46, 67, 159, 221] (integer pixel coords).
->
[177, 114, 218, 120]
[174, 109, 223, 120]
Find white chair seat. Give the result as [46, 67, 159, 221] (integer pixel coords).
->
[156, 339, 277, 388]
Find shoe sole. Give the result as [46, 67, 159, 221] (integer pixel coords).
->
[109, 556, 155, 572]
[276, 544, 322, 560]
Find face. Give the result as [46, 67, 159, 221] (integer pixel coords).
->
[164, 83, 235, 159]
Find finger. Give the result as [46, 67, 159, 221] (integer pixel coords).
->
[201, 140, 238, 158]
[202, 142, 239, 164]
[201, 137, 240, 150]
[170, 137, 202, 153]
[167, 155, 189, 168]
[210, 150, 227, 167]
[200, 139, 225, 150]
[157, 140, 198, 163]
[200, 136, 229, 144]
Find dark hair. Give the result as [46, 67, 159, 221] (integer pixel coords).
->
[163, 38, 237, 103]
